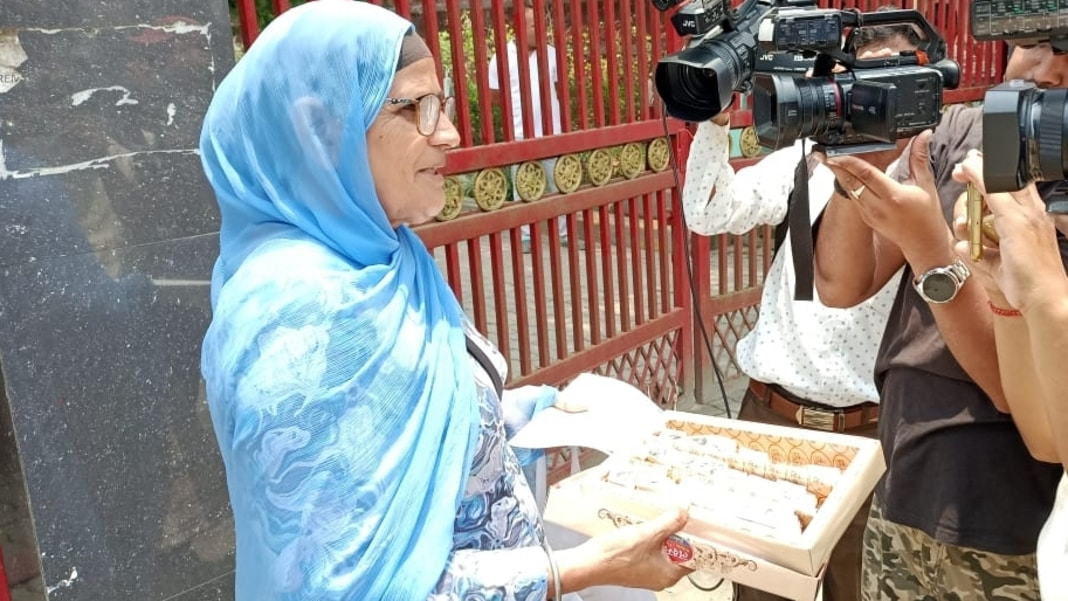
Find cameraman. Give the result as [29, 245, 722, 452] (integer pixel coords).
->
[681, 21, 921, 601]
[951, 104, 1068, 598]
[811, 45, 1064, 599]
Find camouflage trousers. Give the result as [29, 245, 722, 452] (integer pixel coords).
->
[861, 495, 1041, 601]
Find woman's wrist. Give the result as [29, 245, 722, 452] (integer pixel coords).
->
[1018, 279, 1068, 321]
[984, 288, 1014, 311]
[553, 545, 601, 594]
[903, 231, 957, 277]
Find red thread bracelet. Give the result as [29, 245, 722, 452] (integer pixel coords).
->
[988, 300, 1022, 317]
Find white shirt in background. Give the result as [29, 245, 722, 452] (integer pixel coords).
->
[682, 120, 900, 407]
[488, 41, 562, 140]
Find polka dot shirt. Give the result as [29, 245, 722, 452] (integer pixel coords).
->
[683, 121, 900, 407]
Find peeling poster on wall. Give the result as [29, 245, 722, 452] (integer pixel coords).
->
[0, 28, 28, 93]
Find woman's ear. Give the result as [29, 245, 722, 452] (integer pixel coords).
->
[291, 96, 343, 166]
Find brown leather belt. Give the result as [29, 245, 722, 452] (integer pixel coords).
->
[748, 380, 879, 433]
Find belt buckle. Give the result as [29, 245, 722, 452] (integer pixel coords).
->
[795, 405, 838, 431]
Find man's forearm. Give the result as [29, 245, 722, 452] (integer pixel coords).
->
[905, 239, 1009, 411]
[814, 191, 880, 307]
[682, 122, 794, 236]
[988, 314, 1059, 461]
[681, 121, 731, 235]
[1022, 288, 1068, 469]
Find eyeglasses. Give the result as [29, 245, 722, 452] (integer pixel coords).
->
[384, 94, 457, 136]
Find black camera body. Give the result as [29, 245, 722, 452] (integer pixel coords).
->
[752, 9, 958, 153]
[653, 0, 812, 123]
[982, 81, 1068, 195]
[653, 2, 959, 153]
[971, 0, 1068, 54]
[753, 63, 948, 152]
[670, 0, 728, 37]
[971, 0, 1068, 208]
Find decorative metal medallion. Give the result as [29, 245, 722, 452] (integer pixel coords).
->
[473, 167, 508, 211]
[586, 148, 614, 186]
[514, 161, 547, 202]
[554, 154, 583, 193]
[436, 176, 463, 221]
[647, 137, 671, 172]
[739, 125, 763, 158]
[619, 142, 645, 179]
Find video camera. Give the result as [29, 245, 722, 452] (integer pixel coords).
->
[653, 0, 960, 153]
[972, 0, 1068, 211]
[653, 0, 812, 122]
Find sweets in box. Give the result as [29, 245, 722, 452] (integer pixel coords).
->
[541, 410, 884, 579]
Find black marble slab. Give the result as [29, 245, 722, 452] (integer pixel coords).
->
[0, 150, 221, 267]
[2, 25, 215, 171]
[0, 235, 232, 601]
[0, 2, 225, 39]
[166, 573, 236, 601]
[0, 0, 236, 599]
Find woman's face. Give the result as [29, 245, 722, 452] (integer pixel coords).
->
[367, 57, 460, 228]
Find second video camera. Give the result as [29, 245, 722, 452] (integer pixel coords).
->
[972, 0, 1068, 205]
[751, 9, 959, 153]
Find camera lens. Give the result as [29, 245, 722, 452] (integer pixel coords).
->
[752, 73, 843, 149]
[654, 31, 755, 122]
[984, 82, 1068, 193]
[1024, 88, 1068, 184]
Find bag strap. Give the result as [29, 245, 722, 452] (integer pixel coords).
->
[772, 151, 820, 301]
[465, 335, 504, 399]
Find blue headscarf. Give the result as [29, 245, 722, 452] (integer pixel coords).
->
[198, 2, 478, 599]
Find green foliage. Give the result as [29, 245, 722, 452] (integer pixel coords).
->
[227, 3, 656, 144]
[227, 0, 309, 37]
[566, 26, 656, 128]
[437, 12, 506, 144]
[438, 11, 657, 145]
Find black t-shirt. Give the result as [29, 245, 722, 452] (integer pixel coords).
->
[876, 104, 1063, 555]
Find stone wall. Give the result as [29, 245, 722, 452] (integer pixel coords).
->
[0, 1, 236, 599]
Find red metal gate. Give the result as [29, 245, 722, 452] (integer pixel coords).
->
[233, 0, 1003, 478]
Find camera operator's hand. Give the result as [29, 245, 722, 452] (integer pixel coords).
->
[818, 130, 951, 264]
[951, 152, 1068, 313]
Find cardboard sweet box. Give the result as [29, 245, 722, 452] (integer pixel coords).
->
[513, 374, 886, 601]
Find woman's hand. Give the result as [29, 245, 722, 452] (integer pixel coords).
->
[557, 507, 692, 592]
[951, 152, 1068, 312]
[818, 130, 951, 265]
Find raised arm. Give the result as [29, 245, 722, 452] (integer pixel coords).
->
[1021, 282, 1068, 469]
[813, 174, 903, 307]
[817, 130, 1008, 410]
[811, 136, 922, 308]
[682, 118, 802, 236]
[954, 155, 1068, 465]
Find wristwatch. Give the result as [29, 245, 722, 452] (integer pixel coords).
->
[913, 259, 971, 304]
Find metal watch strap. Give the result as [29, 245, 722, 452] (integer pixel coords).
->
[945, 258, 970, 284]
[914, 258, 970, 303]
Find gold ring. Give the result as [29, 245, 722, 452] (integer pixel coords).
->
[850, 185, 867, 200]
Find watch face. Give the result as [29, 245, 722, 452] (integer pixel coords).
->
[922, 272, 956, 302]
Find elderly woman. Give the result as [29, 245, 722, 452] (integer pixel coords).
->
[198, 2, 690, 599]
